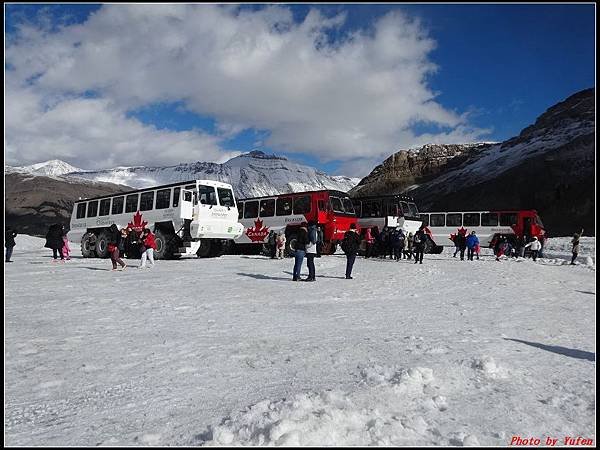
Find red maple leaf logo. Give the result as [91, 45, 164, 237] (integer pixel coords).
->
[457, 227, 468, 236]
[245, 218, 270, 242]
[127, 211, 148, 232]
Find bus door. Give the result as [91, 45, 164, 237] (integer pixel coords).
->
[179, 189, 194, 219]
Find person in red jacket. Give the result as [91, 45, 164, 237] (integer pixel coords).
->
[139, 228, 157, 268]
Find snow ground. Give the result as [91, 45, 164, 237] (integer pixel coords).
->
[4, 236, 596, 446]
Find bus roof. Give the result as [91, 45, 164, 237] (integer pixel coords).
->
[419, 210, 539, 215]
[351, 194, 416, 202]
[73, 179, 233, 204]
[239, 189, 351, 202]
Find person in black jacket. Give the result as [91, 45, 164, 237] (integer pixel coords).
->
[413, 226, 427, 264]
[107, 224, 126, 270]
[5, 227, 17, 262]
[45, 223, 65, 261]
[342, 223, 361, 279]
[455, 231, 467, 261]
[292, 223, 309, 281]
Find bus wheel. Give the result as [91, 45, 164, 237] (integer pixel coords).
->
[81, 232, 96, 258]
[153, 229, 174, 260]
[209, 240, 224, 257]
[196, 239, 212, 258]
[285, 234, 297, 257]
[95, 230, 111, 258]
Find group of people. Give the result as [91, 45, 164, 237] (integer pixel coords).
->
[492, 234, 542, 261]
[44, 223, 71, 262]
[39, 223, 157, 270]
[288, 223, 432, 282]
[362, 226, 415, 261]
[451, 230, 481, 261]
[266, 230, 287, 259]
[105, 224, 157, 270]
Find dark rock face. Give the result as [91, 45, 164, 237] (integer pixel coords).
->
[4, 173, 128, 236]
[350, 143, 492, 197]
[350, 88, 595, 236]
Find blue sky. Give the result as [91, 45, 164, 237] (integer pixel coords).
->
[4, 4, 595, 176]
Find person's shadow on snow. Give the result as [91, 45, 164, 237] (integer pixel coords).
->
[237, 272, 290, 281]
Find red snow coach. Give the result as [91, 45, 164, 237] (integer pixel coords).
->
[418, 209, 547, 251]
[233, 190, 358, 255]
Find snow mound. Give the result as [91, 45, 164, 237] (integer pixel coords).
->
[201, 365, 447, 446]
[471, 356, 509, 379]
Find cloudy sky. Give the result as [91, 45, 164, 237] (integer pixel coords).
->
[4, 4, 595, 176]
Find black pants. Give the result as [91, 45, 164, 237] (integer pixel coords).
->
[414, 247, 424, 263]
[459, 247, 466, 260]
[571, 252, 578, 264]
[52, 248, 64, 260]
[467, 248, 475, 260]
[306, 253, 316, 279]
[393, 247, 401, 260]
[531, 250, 539, 261]
[365, 243, 373, 258]
[346, 254, 356, 278]
[270, 244, 277, 258]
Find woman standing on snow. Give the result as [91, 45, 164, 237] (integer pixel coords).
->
[305, 221, 318, 281]
[524, 236, 542, 261]
[107, 224, 126, 271]
[292, 223, 309, 281]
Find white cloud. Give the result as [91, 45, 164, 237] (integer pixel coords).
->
[5, 4, 489, 171]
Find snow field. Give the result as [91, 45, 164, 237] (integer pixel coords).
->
[4, 236, 596, 446]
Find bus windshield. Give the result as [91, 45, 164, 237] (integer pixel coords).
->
[407, 202, 419, 217]
[330, 196, 356, 215]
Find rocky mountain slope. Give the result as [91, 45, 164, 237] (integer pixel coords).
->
[350, 88, 595, 236]
[4, 172, 128, 236]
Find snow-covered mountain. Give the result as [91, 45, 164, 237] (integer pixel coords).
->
[10, 159, 84, 177]
[30, 151, 360, 199]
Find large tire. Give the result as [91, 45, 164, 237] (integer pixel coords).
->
[153, 229, 176, 260]
[285, 234, 297, 257]
[209, 240, 225, 258]
[81, 232, 97, 258]
[95, 230, 111, 258]
[196, 239, 212, 258]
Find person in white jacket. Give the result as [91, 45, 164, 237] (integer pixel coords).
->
[524, 236, 542, 261]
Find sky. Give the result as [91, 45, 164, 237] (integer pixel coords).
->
[4, 3, 596, 177]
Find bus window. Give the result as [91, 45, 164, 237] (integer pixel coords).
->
[244, 200, 259, 218]
[408, 203, 419, 217]
[387, 202, 398, 216]
[218, 188, 235, 208]
[76, 203, 86, 219]
[293, 196, 311, 215]
[399, 201, 410, 216]
[351, 200, 362, 217]
[481, 213, 498, 226]
[140, 191, 155, 211]
[259, 199, 275, 217]
[330, 196, 344, 214]
[342, 198, 355, 214]
[499, 213, 518, 227]
[534, 214, 544, 228]
[463, 213, 480, 227]
[430, 214, 445, 227]
[420, 214, 429, 226]
[446, 213, 462, 227]
[87, 200, 98, 217]
[372, 200, 382, 217]
[112, 196, 124, 215]
[99, 198, 111, 216]
[362, 201, 372, 218]
[156, 189, 171, 209]
[125, 194, 139, 213]
[237, 202, 244, 219]
[198, 185, 217, 205]
[172, 188, 180, 208]
[276, 197, 292, 216]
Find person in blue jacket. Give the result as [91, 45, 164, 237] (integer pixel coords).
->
[466, 231, 480, 261]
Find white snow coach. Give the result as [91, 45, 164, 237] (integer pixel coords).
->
[68, 180, 244, 259]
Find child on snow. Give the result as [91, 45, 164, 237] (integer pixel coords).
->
[276, 232, 286, 259]
[62, 236, 71, 260]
